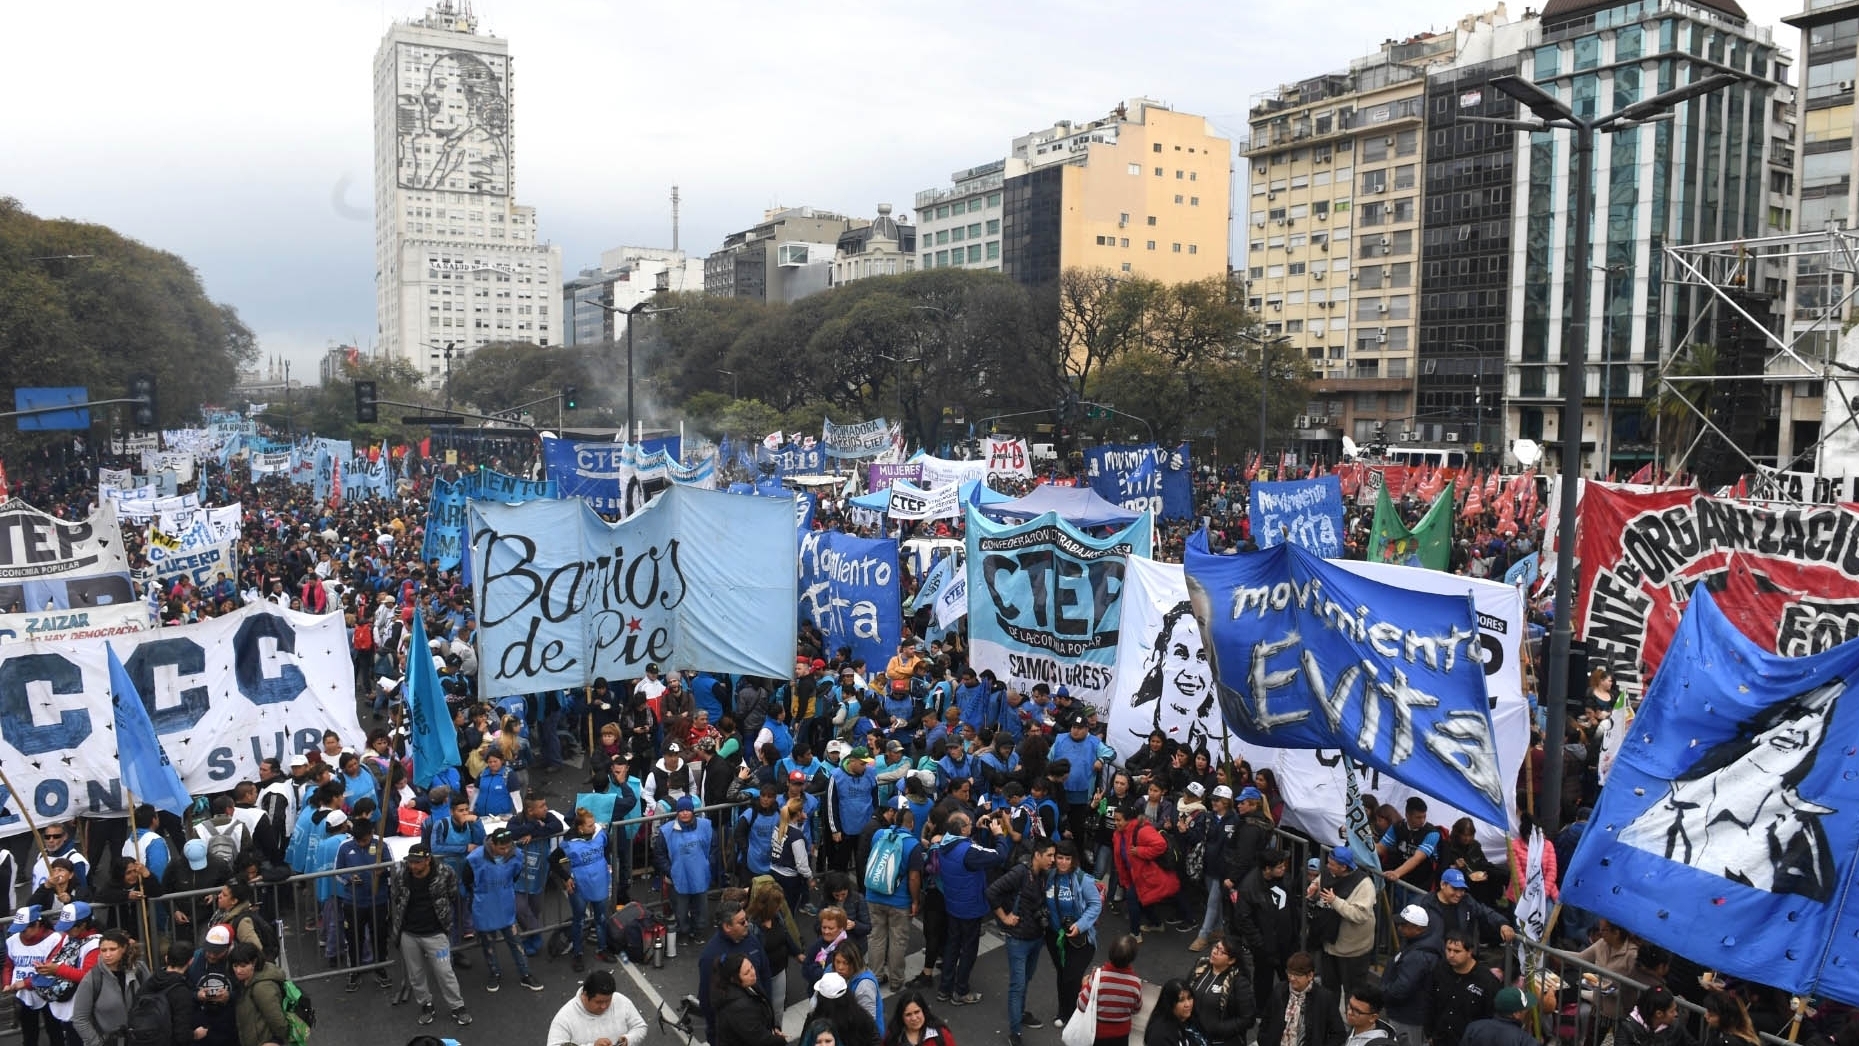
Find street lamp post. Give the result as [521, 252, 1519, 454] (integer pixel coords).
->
[1482, 69, 1741, 832]
[1236, 330, 1292, 471]
[422, 341, 458, 453]
[877, 353, 922, 441]
[1593, 263, 1628, 477]
[584, 301, 680, 442]
[717, 369, 738, 399]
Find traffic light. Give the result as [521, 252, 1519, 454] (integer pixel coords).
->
[354, 381, 378, 423]
[128, 376, 157, 429]
[561, 384, 578, 410]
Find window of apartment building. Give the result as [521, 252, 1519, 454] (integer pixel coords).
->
[1361, 137, 1389, 163]
[937, 205, 951, 219]
[1393, 230, 1413, 253]
[1385, 328, 1410, 351]
[1314, 170, 1332, 187]
[936, 230, 949, 245]
[1355, 392, 1380, 412]
[1096, 235, 1112, 246]
[1148, 240, 1158, 250]
[1361, 202, 1386, 227]
[1357, 297, 1383, 320]
[1353, 359, 1381, 378]
[936, 249, 949, 266]
[1120, 237, 1130, 247]
[1271, 178, 1289, 191]
[1359, 266, 1384, 290]
[1386, 357, 1409, 378]
[1286, 319, 1305, 333]
[1248, 272, 1264, 284]
[1290, 261, 1305, 276]
[968, 245, 982, 263]
[1393, 199, 1416, 222]
[1290, 234, 1307, 248]
[1175, 194, 1185, 204]
[1155, 167, 1164, 176]
[1251, 209, 1267, 225]
[1190, 171, 1198, 181]
[1314, 201, 1330, 219]
[1121, 262, 1132, 272]
[1361, 169, 1387, 194]
[1120, 212, 1130, 224]
[1148, 215, 1159, 225]
[1535, 43, 1560, 76]
[1389, 261, 1412, 288]
[951, 226, 965, 242]
[1395, 130, 1417, 156]
[1269, 236, 1286, 248]
[968, 223, 982, 238]
[987, 192, 1002, 207]
[1311, 232, 1328, 250]
[1153, 142, 1162, 152]
[1387, 295, 1411, 319]
[1394, 164, 1416, 190]
[1172, 243, 1183, 252]
[1129, 163, 1142, 175]
[987, 218, 1000, 234]
[988, 241, 1001, 259]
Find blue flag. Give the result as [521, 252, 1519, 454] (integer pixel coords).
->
[1183, 532, 1506, 825]
[1247, 476, 1345, 557]
[405, 613, 460, 788]
[1564, 588, 1859, 1002]
[797, 530, 901, 673]
[109, 644, 192, 816]
[1502, 551, 1540, 589]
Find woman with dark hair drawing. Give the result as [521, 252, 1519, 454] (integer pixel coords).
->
[1617, 680, 1839, 901]
[1128, 602, 1218, 752]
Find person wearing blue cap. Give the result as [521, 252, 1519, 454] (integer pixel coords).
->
[652, 794, 717, 943]
[1305, 846, 1376, 999]
[1421, 867, 1515, 950]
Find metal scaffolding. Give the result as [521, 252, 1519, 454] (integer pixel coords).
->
[1657, 225, 1859, 499]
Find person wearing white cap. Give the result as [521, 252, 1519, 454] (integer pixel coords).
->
[4, 905, 62, 1045]
[1382, 903, 1443, 1046]
[38, 902, 100, 1035]
[804, 970, 880, 1045]
[1190, 783, 1240, 952]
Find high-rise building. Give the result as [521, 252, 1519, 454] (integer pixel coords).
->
[704, 207, 860, 303]
[373, 1, 562, 385]
[1245, 35, 1463, 448]
[916, 162, 1007, 273]
[1507, 0, 1792, 476]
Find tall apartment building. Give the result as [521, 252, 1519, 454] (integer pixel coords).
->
[373, 1, 563, 383]
[1507, 0, 1791, 476]
[1245, 35, 1461, 447]
[704, 207, 861, 303]
[562, 247, 704, 347]
[914, 100, 1229, 293]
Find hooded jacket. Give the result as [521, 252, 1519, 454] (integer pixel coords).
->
[1187, 953, 1257, 1045]
[1381, 922, 1446, 1027]
[232, 964, 289, 1046]
[68, 960, 149, 1046]
[1112, 817, 1179, 906]
[826, 763, 879, 837]
[138, 968, 196, 1046]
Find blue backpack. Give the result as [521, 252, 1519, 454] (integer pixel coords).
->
[864, 826, 909, 895]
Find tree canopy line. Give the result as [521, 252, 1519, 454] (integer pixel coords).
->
[1, 196, 1312, 456]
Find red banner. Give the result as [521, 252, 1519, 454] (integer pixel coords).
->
[1575, 483, 1859, 690]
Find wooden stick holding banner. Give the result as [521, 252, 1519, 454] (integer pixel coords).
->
[585, 684, 596, 763]
[0, 764, 53, 874]
[123, 785, 156, 951]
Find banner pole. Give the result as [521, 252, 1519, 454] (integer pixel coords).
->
[124, 785, 157, 950]
[585, 684, 596, 764]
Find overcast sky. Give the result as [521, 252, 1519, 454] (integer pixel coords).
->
[2, 0, 1798, 379]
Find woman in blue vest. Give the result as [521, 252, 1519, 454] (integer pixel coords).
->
[550, 808, 613, 973]
[472, 750, 519, 817]
[756, 703, 796, 764]
[337, 752, 378, 810]
[833, 942, 884, 1035]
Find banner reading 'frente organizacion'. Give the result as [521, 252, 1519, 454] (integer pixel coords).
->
[1575, 483, 1859, 690]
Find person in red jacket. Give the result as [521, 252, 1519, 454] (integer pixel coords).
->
[1111, 800, 1187, 941]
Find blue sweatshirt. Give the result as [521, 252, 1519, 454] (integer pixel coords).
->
[953, 681, 993, 729]
[934, 833, 1007, 919]
[827, 765, 879, 837]
[654, 817, 716, 896]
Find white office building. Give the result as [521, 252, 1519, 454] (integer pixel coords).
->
[373, 1, 562, 385]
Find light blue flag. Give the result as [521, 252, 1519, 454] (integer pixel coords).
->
[1564, 588, 1859, 1003]
[1503, 551, 1540, 590]
[406, 613, 459, 788]
[911, 553, 955, 614]
[109, 644, 192, 816]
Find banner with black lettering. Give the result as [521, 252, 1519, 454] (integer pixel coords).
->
[541, 438, 718, 516]
[464, 467, 557, 503]
[821, 417, 891, 459]
[984, 437, 1032, 479]
[1575, 484, 1859, 691]
[0, 603, 361, 837]
[469, 485, 797, 699]
[886, 481, 962, 522]
[422, 478, 467, 571]
[797, 530, 900, 670]
[249, 452, 290, 483]
[965, 505, 1153, 710]
[0, 601, 152, 645]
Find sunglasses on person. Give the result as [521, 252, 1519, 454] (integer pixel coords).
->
[43, 832, 65, 842]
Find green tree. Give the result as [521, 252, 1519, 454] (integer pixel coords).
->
[0, 197, 258, 444]
[295, 357, 434, 443]
[1644, 341, 1719, 470]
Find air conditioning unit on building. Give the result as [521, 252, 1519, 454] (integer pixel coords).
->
[1296, 415, 1311, 427]
[1385, 136, 1396, 146]
[1312, 270, 1324, 280]
[1379, 236, 1391, 247]
[1445, 432, 1462, 443]
[1377, 302, 1389, 314]
[1276, 219, 1286, 227]
[1255, 220, 1266, 228]
[1312, 415, 1331, 426]
[1401, 430, 1419, 441]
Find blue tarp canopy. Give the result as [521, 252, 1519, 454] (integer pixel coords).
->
[979, 484, 1142, 528]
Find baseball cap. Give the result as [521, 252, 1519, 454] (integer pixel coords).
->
[1398, 903, 1431, 928]
[1439, 868, 1469, 889]
[849, 746, 870, 761]
[323, 809, 349, 831]
[914, 769, 938, 789]
[1185, 782, 1206, 798]
[1495, 987, 1536, 1013]
[288, 753, 309, 769]
[891, 795, 911, 810]
[204, 924, 233, 951]
[787, 770, 808, 784]
[1066, 712, 1089, 729]
[406, 843, 433, 859]
[1237, 786, 1264, 803]
[1211, 784, 1234, 800]
[674, 796, 696, 813]
[53, 901, 92, 931]
[665, 743, 684, 756]
[815, 971, 848, 999]
[825, 739, 850, 758]
[183, 839, 209, 871]
[1054, 685, 1071, 698]
[884, 739, 904, 753]
[9, 905, 41, 931]
[488, 828, 513, 845]
[811, 658, 827, 670]
[1329, 845, 1357, 870]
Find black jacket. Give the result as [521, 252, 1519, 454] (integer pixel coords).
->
[713, 982, 784, 1046]
[1382, 927, 1445, 1027]
[1258, 981, 1346, 1046]
[984, 862, 1050, 941]
[1463, 1016, 1543, 1046]
[1187, 955, 1257, 1045]
[141, 969, 197, 1046]
[1429, 962, 1501, 1046]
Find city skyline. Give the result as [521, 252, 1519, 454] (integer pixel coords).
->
[1, 0, 1799, 379]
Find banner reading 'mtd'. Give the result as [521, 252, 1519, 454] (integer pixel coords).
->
[964, 505, 1152, 710]
[0, 603, 361, 838]
[470, 485, 796, 699]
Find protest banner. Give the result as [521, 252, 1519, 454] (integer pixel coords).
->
[0, 602, 362, 837]
[249, 451, 290, 482]
[345, 455, 392, 500]
[821, 417, 891, 459]
[541, 438, 717, 515]
[886, 481, 963, 522]
[1085, 444, 1168, 518]
[1565, 589, 1859, 1003]
[1103, 555, 1525, 846]
[918, 455, 990, 488]
[759, 441, 823, 475]
[99, 468, 135, 492]
[1160, 443, 1194, 520]
[422, 477, 467, 570]
[1573, 483, 1859, 691]
[984, 436, 1033, 479]
[1248, 475, 1346, 557]
[313, 438, 351, 503]
[964, 505, 1152, 710]
[469, 485, 796, 699]
[867, 463, 921, 492]
[0, 601, 153, 644]
[464, 467, 557, 502]
[1183, 533, 1506, 825]
[798, 530, 901, 671]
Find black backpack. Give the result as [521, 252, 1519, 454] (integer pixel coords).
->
[125, 984, 174, 1046]
[238, 912, 281, 963]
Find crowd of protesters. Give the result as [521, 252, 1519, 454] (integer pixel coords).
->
[0, 436, 1851, 1046]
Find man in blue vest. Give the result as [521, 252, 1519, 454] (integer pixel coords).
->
[825, 747, 880, 873]
[732, 787, 783, 885]
[505, 795, 564, 956]
[651, 796, 716, 942]
[952, 668, 994, 732]
[465, 829, 543, 993]
[1047, 713, 1105, 843]
[861, 797, 922, 988]
[932, 809, 1009, 1006]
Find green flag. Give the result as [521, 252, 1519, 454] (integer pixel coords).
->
[1368, 478, 1454, 570]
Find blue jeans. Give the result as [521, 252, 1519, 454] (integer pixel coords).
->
[569, 891, 607, 956]
[673, 890, 707, 940]
[939, 915, 983, 996]
[1005, 935, 1043, 1034]
[478, 926, 530, 981]
[1199, 875, 1225, 938]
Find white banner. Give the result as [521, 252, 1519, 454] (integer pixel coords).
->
[1103, 556, 1527, 848]
[111, 433, 159, 456]
[250, 451, 290, 477]
[143, 534, 236, 591]
[917, 455, 990, 488]
[0, 601, 153, 645]
[98, 468, 135, 492]
[933, 569, 968, 629]
[0, 603, 362, 837]
[158, 504, 241, 544]
[0, 500, 132, 583]
[887, 481, 963, 521]
[984, 436, 1033, 479]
